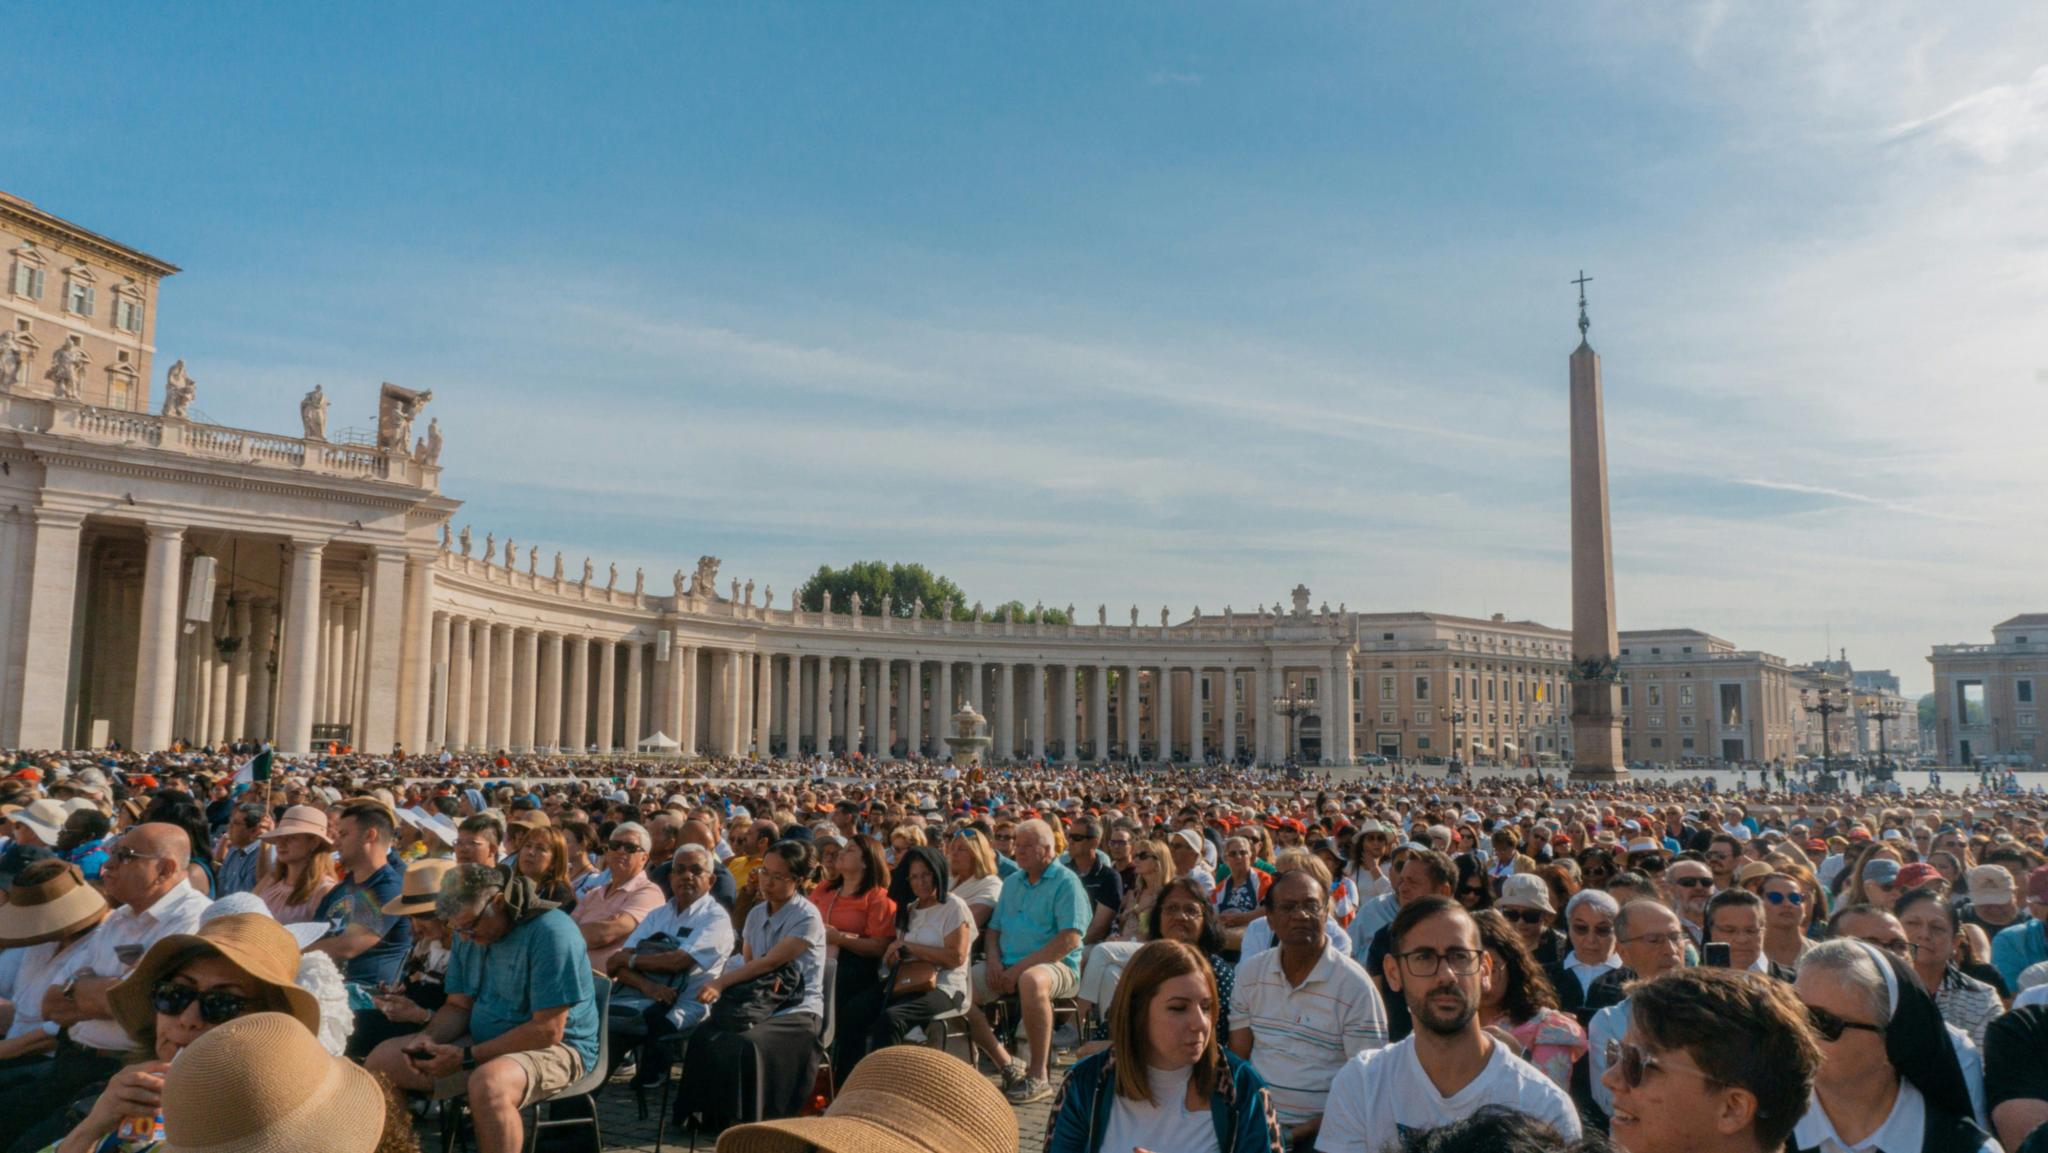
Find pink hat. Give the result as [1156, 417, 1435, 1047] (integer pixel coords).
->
[260, 804, 333, 847]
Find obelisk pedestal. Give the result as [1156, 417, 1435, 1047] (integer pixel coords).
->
[1567, 282, 1628, 782]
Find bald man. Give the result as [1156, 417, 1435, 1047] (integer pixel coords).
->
[0, 824, 212, 1150]
[654, 819, 736, 910]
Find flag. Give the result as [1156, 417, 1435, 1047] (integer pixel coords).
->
[233, 748, 274, 786]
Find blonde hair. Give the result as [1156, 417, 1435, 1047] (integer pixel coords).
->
[947, 826, 998, 880]
[1273, 848, 1332, 888]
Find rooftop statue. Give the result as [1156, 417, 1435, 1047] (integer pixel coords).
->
[0, 330, 24, 391]
[161, 360, 196, 419]
[693, 556, 722, 599]
[634, 567, 644, 597]
[300, 384, 328, 441]
[45, 341, 87, 399]
[458, 526, 472, 557]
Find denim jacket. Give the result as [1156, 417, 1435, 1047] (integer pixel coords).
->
[1045, 1048, 1288, 1153]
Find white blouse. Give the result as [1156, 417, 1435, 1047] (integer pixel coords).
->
[1098, 1065, 1219, 1153]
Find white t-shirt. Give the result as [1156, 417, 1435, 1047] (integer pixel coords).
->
[904, 893, 976, 1001]
[1316, 1034, 1583, 1153]
[953, 874, 1002, 913]
[1100, 1064, 1220, 1153]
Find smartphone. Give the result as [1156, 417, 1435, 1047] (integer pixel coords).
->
[1703, 942, 1732, 968]
[404, 1040, 436, 1063]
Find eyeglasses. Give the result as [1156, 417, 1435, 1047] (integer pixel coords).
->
[1765, 890, 1805, 906]
[1570, 922, 1616, 937]
[110, 846, 171, 865]
[1673, 877, 1714, 889]
[1806, 1004, 1883, 1043]
[607, 841, 646, 853]
[950, 829, 980, 839]
[152, 982, 252, 1025]
[1136, 852, 1156, 861]
[1605, 1039, 1724, 1090]
[1394, 948, 1483, 976]
[1499, 908, 1548, 925]
[1618, 931, 1688, 948]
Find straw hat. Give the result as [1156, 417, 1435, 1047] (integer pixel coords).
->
[506, 808, 551, 829]
[0, 860, 109, 946]
[260, 805, 333, 847]
[110, 914, 321, 1041]
[161, 1012, 386, 1153]
[715, 1044, 1017, 1153]
[381, 857, 458, 916]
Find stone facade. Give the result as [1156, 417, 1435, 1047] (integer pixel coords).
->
[1615, 629, 1802, 767]
[1929, 614, 2046, 768]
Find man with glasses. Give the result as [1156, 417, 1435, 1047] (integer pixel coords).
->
[368, 864, 599, 1153]
[1588, 899, 1691, 1119]
[0, 824, 210, 1150]
[454, 814, 503, 867]
[1104, 822, 1138, 894]
[1705, 834, 1744, 893]
[1601, 968, 1818, 1153]
[605, 843, 735, 1087]
[570, 821, 665, 969]
[1230, 868, 1386, 1148]
[1317, 895, 1578, 1153]
[1703, 889, 1785, 979]
[1666, 859, 1715, 947]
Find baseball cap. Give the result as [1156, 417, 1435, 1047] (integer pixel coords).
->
[1863, 858, 1902, 886]
[1966, 865, 2016, 905]
[1895, 862, 1942, 891]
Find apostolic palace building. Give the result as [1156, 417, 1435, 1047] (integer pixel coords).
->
[0, 193, 2007, 768]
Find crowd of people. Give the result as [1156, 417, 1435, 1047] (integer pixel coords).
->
[0, 744, 2046, 1153]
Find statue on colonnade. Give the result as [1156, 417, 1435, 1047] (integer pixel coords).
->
[45, 341, 87, 399]
[300, 384, 329, 441]
[850, 591, 862, 616]
[634, 568, 644, 598]
[607, 563, 618, 592]
[822, 591, 832, 613]
[440, 525, 452, 552]
[1130, 605, 1139, 626]
[377, 382, 432, 453]
[483, 533, 496, 565]
[161, 360, 196, 419]
[458, 526, 472, 557]
[556, 554, 567, 583]
[881, 594, 892, 617]
[729, 578, 739, 602]
[1097, 605, 1106, 626]
[415, 418, 442, 465]
[692, 556, 722, 599]
[764, 586, 775, 609]
[527, 546, 538, 575]
[745, 579, 755, 607]
[0, 330, 24, 391]
[581, 558, 594, 586]
[503, 537, 515, 568]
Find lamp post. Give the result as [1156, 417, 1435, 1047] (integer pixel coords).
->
[1808, 688, 1848, 781]
[1869, 700, 1903, 780]
[1272, 684, 1313, 771]
[1439, 708, 1466, 774]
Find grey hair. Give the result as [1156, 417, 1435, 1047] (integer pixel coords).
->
[612, 821, 652, 851]
[435, 863, 507, 920]
[1798, 938, 1894, 1028]
[673, 842, 712, 868]
[1565, 889, 1620, 921]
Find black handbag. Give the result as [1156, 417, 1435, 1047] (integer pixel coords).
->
[708, 961, 802, 1032]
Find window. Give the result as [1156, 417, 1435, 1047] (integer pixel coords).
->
[2020, 680, 2035, 704]
[1621, 686, 1631, 707]
[1414, 676, 1431, 702]
[2019, 710, 2038, 729]
[1453, 678, 1462, 700]
[1680, 714, 1694, 728]
[1304, 676, 1317, 697]
[1414, 709, 1432, 726]
[1679, 685, 1694, 707]
[65, 278, 95, 317]
[11, 261, 43, 299]
[1416, 736, 1432, 750]
[1380, 675, 1395, 701]
[1380, 710, 1396, 725]
[1516, 681, 1525, 701]
[1650, 737, 1663, 749]
[1486, 680, 1495, 701]
[1648, 713, 1663, 728]
[1648, 685, 1663, 707]
[1382, 632, 1394, 641]
[1682, 737, 1695, 750]
[113, 296, 144, 334]
[1200, 678, 1210, 702]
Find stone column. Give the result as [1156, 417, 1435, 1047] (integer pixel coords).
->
[355, 550, 407, 753]
[129, 523, 185, 753]
[428, 613, 451, 750]
[1188, 669, 1205, 766]
[205, 593, 229, 746]
[338, 600, 360, 729]
[934, 661, 954, 760]
[563, 635, 589, 754]
[225, 598, 252, 742]
[273, 540, 325, 755]
[993, 663, 1013, 761]
[398, 555, 435, 753]
[1057, 664, 1077, 764]
[447, 617, 471, 750]
[1026, 663, 1046, 761]
[733, 651, 751, 755]
[623, 641, 644, 754]
[815, 657, 835, 755]
[1123, 667, 1141, 760]
[1090, 664, 1109, 762]
[316, 600, 336, 724]
[754, 653, 773, 757]
[1156, 666, 1174, 765]
[1221, 666, 1237, 765]
[846, 657, 863, 755]
[246, 599, 278, 745]
[595, 639, 617, 753]
[488, 623, 514, 751]
[538, 632, 562, 751]
[676, 643, 697, 758]
[784, 654, 802, 759]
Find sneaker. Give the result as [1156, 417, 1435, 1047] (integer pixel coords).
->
[998, 1058, 1028, 1091]
[1005, 1075, 1055, 1105]
[1048, 1023, 1080, 1049]
[608, 1059, 639, 1084]
[903, 1026, 927, 1044]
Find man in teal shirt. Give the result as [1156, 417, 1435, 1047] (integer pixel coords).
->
[367, 866, 598, 1153]
[976, 818, 1090, 1104]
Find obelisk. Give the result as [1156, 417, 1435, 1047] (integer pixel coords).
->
[1567, 273, 1627, 781]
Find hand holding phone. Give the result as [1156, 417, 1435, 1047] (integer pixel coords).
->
[1703, 942, 1732, 967]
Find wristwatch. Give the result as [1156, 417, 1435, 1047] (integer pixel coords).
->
[460, 1046, 477, 1071]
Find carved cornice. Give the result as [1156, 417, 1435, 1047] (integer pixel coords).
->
[23, 440, 427, 513]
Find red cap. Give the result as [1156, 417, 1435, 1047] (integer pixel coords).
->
[1895, 862, 1942, 891]
[1847, 828, 1872, 842]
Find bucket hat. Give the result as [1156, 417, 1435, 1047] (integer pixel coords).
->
[381, 858, 458, 917]
[110, 913, 321, 1041]
[9, 798, 68, 845]
[1496, 873, 1556, 915]
[161, 1012, 386, 1153]
[715, 1043, 1016, 1153]
[0, 859, 109, 946]
[260, 805, 333, 847]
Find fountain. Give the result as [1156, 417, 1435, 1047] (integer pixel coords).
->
[947, 701, 994, 766]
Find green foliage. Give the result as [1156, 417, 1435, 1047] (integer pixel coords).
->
[991, 600, 1072, 626]
[1917, 692, 1936, 730]
[796, 561, 967, 618]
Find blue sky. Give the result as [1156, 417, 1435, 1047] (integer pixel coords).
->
[11, 3, 2046, 695]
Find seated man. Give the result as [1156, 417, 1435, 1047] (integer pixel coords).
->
[1985, 1003, 2048, 1153]
[603, 844, 735, 1086]
[569, 821, 664, 970]
[367, 865, 599, 1153]
[971, 818, 1090, 1105]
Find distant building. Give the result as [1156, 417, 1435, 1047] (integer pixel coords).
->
[1616, 629, 1802, 766]
[1928, 615, 2045, 767]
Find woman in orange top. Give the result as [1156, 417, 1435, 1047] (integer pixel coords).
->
[811, 834, 897, 1076]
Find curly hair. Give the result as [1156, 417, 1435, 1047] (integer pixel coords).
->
[1470, 907, 1560, 1025]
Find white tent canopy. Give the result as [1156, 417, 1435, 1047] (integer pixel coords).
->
[638, 732, 681, 751]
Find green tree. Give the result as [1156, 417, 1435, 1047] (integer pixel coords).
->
[991, 600, 1073, 626]
[1917, 692, 1936, 732]
[796, 562, 968, 618]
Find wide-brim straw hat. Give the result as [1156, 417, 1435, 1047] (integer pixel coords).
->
[260, 805, 333, 847]
[162, 1012, 386, 1153]
[110, 913, 320, 1041]
[715, 1044, 1016, 1153]
[382, 857, 458, 916]
[0, 860, 109, 946]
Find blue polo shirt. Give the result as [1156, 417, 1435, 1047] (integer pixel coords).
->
[316, 861, 411, 987]
[988, 860, 1091, 971]
[446, 908, 599, 1072]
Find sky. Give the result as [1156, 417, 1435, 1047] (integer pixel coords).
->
[9, 3, 2046, 696]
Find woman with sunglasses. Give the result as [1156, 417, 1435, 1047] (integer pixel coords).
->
[1760, 872, 1817, 972]
[1453, 855, 1495, 913]
[1791, 939, 1994, 1153]
[51, 911, 356, 1153]
[1577, 847, 1619, 892]
[1896, 887, 2002, 1049]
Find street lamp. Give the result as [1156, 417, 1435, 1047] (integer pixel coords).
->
[1272, 683, 1314, 769]
[1439, 708, 1466, 772]
[1869, 700, 1904, 780]
[1808, 688, 1848, 780]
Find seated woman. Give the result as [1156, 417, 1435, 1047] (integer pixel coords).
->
[46, 911, 358, 1153]
[1793, 938, 1993, 1153]
[946, 827, 1003, 931]
[688, 839, 829, 1126]
[840, 844, 975, 1067]
[256, 805, 338, 923]
[514, 826, 579, 912]
[1472, 907, 1587, 1091]
[1046, 939, 1287, 1153]
[348, 858, 457, 1059]
[809, 834, 896, 1074]
[1070, 837, 1173, 1043]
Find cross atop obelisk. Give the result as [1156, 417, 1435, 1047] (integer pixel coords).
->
[1567, 270, 1627, 781]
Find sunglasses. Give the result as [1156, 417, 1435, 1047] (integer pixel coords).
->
[1765, 890, 1805, 906]
[152, 982, 252, 1025]
[950, 829, 980, 839]
[1806, 1004, 1883, 1043]
[1605, 1039, 1723, 1090]
[1499, 908, 1549, 925]
[1136, 852, 1156, 861]
[1673, 877, 1714, 889]
[607, 841, 646, 852]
